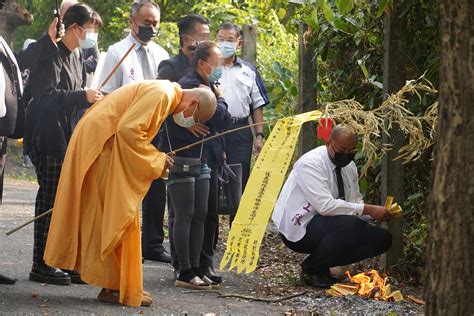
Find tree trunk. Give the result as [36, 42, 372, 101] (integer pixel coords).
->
[241, 24, 257, 66]
[0, 0, 33, 45]
[380, 0, 407, 270]
[425, 1, 474, 314]
[298, 22, 317, 156]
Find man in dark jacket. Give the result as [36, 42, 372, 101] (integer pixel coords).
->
[0, 4, 62, 284]
[141, 14, 210, 265]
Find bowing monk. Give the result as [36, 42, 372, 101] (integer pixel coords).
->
[44, 80, 216, 307]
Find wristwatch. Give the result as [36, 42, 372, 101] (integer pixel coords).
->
[256, 132, 265, 139]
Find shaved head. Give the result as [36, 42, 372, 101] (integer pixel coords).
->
[330, 125, 357, 143]
[176, 87, 217, 123]
[190, 87, 216, 122]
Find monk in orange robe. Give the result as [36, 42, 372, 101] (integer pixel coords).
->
[44, 80, 216, 307]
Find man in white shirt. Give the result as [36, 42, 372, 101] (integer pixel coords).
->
[272, 125, 393, 288]
[98, 0, 171, 263]
[216, 23, 269, 208]
[98, 0, 169, 94]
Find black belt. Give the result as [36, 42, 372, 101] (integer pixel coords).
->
[230, 117, 249, 124]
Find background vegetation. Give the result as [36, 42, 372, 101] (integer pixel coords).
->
[12, 0, 438, 284]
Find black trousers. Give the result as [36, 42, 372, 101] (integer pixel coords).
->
[281, 215, 392, 274]
[168, 164, 220, 270]
[224, 122, 253, 224]
[29, 148, 64, 265]
[141, 178, 167, 256]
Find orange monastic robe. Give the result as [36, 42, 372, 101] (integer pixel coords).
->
[44, 80, 182, 307]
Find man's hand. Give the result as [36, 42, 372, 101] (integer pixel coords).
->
[85, 88, 103, 104]
[253, 136, 264, 155]
[165, 154, 174, 169]
[48, 17, 64, 43]
[213, 84, 223, 98]
[187, 122, 210, 137]
[363, 204, 392, 222]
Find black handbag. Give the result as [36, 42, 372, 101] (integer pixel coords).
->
[165, 122, 203, 177]
[218, 162, 242, 215]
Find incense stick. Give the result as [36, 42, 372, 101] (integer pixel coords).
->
[98, 43, 136, 91]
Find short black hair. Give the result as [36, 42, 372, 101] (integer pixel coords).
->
[0, 0, 5, 10]
[177, 14, 209, 48]
[191, 42, 218, 69]
[63, 3, 102, 29]
[216, 22, 242, 38]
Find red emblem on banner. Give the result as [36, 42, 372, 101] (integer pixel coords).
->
[316, 117, 334, 142]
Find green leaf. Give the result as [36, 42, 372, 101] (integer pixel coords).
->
[303, 8, 320, 32]
[377, 0, 390, 17]
[359, 177, 369, 193]
[317, 0, 335, 22]
[357, 59, 369, 79]
[333, 17, 357, 34]
[336, 0, 354, 15]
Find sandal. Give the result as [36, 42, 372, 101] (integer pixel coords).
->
[97, 288, 153, 306]
[97, 289, 119, 304]
[175, 276, 212, 290]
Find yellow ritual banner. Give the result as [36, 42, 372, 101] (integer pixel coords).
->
[220, 110, 323, 273]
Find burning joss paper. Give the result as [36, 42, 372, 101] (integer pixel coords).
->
[385, 196, 403, 218]
[326, 270, 404, 302]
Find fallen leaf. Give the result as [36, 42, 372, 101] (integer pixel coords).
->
[407, 295, 425, 305]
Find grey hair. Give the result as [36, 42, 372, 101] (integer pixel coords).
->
[130, 0, 160, 17]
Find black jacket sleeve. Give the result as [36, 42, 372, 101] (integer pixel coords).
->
[14, 35, 58, 71]
[207, 96, 231, 132]
[157, 60, 178, 82]
[30, 53, 88, 112]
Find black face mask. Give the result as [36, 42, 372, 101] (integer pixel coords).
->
[136, 25, 157, 43]
[333, 152, 356, 168]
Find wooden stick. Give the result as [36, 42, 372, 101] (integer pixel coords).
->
[181, 290, 307, 303]
[5, 118, 283, 236]
[6, 208, 52, 236]
[169, 118, 281, 155]
[98, 43, 136, 91]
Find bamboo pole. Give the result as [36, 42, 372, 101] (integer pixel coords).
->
[6, 208, 52, 236]
[5, 117, 284, 236]
[98, 43, 136, 92]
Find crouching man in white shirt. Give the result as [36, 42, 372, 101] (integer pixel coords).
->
[272, 125, 393, 288]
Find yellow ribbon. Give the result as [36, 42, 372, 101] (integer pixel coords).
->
[220, 110, 323, 273]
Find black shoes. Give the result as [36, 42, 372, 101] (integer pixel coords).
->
[0, 273, 17, 285]
[143, 251, 172, 263]
[199, 266, 222, 284]
[63, 269, 86, 284]
[29, 263, 71, 285]
[300, 270, 337, 288]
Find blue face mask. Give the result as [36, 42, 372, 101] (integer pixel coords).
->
[207, 67, 222, 82]
[75, 26, 98, 49]
[217, 41, 237, 58]
[202, 61, 222, 82]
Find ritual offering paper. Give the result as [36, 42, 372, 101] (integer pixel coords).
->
[220, 110, 323, 273]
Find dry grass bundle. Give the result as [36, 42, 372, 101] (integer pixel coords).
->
[322, 76, 438, 176]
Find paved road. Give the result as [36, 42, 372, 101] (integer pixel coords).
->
[0, 178, 286, 315]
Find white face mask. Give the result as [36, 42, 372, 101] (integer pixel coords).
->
[173, 104, 198, 128]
